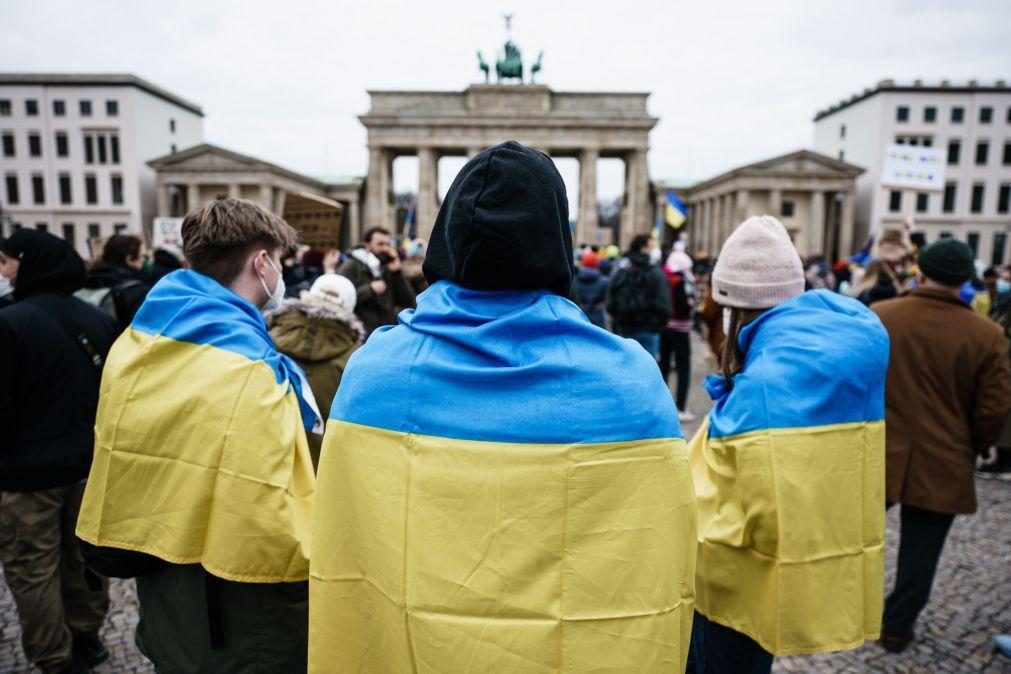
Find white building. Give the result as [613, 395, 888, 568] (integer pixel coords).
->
[814, 79, 1011, 267]
[0, 73, 204, 257]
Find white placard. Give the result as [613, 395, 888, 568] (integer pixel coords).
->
[152, 217, 184, 249]
[881, 144, 946, 192]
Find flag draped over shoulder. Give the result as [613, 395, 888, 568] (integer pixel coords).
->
[310, 281, 697, 673]
[76, 270, 317, 583]
[690, 290, 889, 655]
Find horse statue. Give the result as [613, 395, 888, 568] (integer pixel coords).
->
[530, 51, 544, 83]
[477, 51, 490, 83]
[496, 40, 523, 83]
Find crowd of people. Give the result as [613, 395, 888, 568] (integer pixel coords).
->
[0, 139, 1009, 673]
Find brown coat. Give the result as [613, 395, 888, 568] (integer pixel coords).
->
[872, 288, 1011, 514]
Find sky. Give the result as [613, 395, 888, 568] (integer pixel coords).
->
[3, 0, 1010, 213]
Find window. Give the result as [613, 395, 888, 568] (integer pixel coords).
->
[27, 133, 41, 157]
[1003, 141, 1011, 166]
[169, 118, 176, 133]
[0, 99, 9, 115]
[838, 150, 845, 161]
[85, 174, 97, 204]
[114, 223, 128, 234]
[84, 135, 94, 164]
[889, 191, 902, 212]
[924, 106, 936, 123]
[53, 99, 65, 116]
[83, 131, 119, 164]
[79, 100, 92, 116]
[896, 106, 909, 122]
[971, 183, 985, 213]
[781, 201, 795, 217]
[999, 184, 1010, 214]
[31, 175, 44, 204]
[111, 175, 123, 205]
[62, 223, 75, 244]
[947, 140, 961, 165]
[967, 232, 980, 257]
[59, 174, 72, 204]
[2, 132, 14, 157]
[1007, 107, 1011, 123]
[976, 141, 989, 166]
[923, 138, 933, 148]
[951, 106, 964, 123]
[35, 223, 47, 232]
[25, 99, 38, 116]
[980, 106, 993, 123]
[939, 231, 954, 239]
[110, 135, 120, 164]
[106, 100, 118, 116]
[943, 183, 957, 213]
[87, 223, 100, 240]
[916, 193, 928, 213]
[97, 135, 107, 164]
[53, 132, 67, 157]
[5, 174, 18, 204]
[994, 233, 1007, 266]
[839, 124, 846, 139]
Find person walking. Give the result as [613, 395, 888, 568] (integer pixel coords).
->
[268, 273, 364, 469]
[75, 199, 320, 672]
[689, 216, 890, 673]
[872, 239, 1011, 653]
[606, 234, 671, 357]
[661, 250, 696, 421]
[0, 230, 117, 674]
[337, 227, 416, 337]
[310, 141, 698, 672]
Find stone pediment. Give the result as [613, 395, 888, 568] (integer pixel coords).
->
[744, 150, 863, 177]
[148, 144, 260, 172]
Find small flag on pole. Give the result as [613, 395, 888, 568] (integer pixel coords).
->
[664, 191, 688, 229]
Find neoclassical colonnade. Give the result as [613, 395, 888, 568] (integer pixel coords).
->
[360, 85, 657, 248]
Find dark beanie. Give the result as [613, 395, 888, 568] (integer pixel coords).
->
[422, 141, 573, 296]
[917, 238, 974, 286]
[1, 228, 87, 300]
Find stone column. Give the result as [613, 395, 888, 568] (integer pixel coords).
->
[346, 199, 361, 246]
[228, 183, 241, 199]
[259, 184, 273, 211]
[735, 189, 750, 225]
[769, 188, 782, 218]
[618, 150, 651, 249]
[467, 146, 483, 159]
[577, 149, 599, 246]
[274, 190, 286, 216]
[187, 183, 200, 212]
[701, 199, 712, 253]
[809, 190, 826, 255]
[416, 147, 439, 240]
[839, 190, 855, 257]
[713, 196, 724, 250]
[365, 146, 393, 230]
[156, 185, 170, 217]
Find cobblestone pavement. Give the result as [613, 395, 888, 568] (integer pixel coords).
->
[3, 333, 1009, 672]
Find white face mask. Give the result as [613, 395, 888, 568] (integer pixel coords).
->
[256, 256, 286, 312]
[0, 275, 11, 298]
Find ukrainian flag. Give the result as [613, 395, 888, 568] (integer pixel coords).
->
[310, 281, 697, 672]
[76, 270, 318, 583]
[664, 191, 687, 229]
[690, 290, 889, 655]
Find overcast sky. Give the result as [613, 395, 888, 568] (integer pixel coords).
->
[3, 0, 1010, 211]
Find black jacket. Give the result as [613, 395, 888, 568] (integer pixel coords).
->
[83, 264, 152, 330]
[606, 253, 671, 334]
[337, 254, 416, 337]
[0, 230, 118, 491]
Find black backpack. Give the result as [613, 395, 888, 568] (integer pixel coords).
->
[611, 264, 656, 326]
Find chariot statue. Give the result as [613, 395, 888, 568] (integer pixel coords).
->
[476, 14, 543, 85]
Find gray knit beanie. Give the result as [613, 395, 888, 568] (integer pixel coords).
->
[711, 215, 805, 309]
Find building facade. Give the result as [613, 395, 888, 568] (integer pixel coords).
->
[673, 150, 863, 258]
[0, 74, 204, 257]
[814, 79, 1011, 266]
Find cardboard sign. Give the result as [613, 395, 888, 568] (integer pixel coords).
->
[152, 217, 185, 250]
[282, 191, 344, 249]
[881, 144, 946, 192]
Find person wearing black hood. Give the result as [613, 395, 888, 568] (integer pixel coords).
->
[148, 245, 185, 283]
[80, 234, 152, 331]
[606, 234, 671, 358]
[0, 230, 117, 674]
[309, 141, 697, 672]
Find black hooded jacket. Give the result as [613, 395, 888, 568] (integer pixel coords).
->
[83, 263, 152, 330]
[0, 230, 117, 491]
[423, 141, 573, 296]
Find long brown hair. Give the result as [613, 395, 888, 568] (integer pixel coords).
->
[720, 307, 768, 383]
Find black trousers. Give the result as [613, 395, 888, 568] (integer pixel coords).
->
[659, 329, 691, 411]
[882, 503, 955, 635]
[686, 612, 773, 674]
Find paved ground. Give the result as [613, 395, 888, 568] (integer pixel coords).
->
[3, 333, 1009, 672]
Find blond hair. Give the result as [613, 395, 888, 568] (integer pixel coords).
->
[181, 198, 297, 285]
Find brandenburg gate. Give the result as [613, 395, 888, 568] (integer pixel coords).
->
[359, 84, 657, 248]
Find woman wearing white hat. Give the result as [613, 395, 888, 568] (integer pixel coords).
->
[688, 216, 890, 673]
[267, 274, 364, 468]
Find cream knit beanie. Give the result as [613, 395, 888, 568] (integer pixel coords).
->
[711, 215, 804, 309]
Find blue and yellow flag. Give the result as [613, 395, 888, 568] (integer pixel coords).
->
[311, 281, 697, 672]
[665, 190, 687, 229]
[77, 270, 318, 583]
[690, 290, 889, 655]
